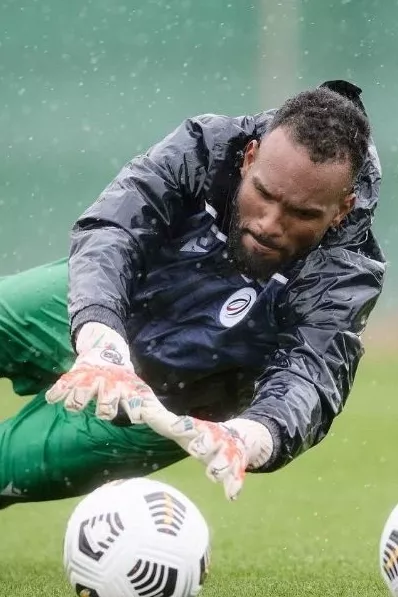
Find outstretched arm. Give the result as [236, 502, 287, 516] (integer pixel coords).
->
[144, 246, 384, 500]
[240, 246, 385, 471]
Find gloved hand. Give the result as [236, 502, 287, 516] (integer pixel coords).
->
[142, 403, 274, 501]
[45, 322, 159, 423]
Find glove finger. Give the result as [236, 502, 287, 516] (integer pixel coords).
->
[96, 399, 120, 420]
[204, 447, 233, 484]
[131, 380, 158, 419]
[64, 386, 93, 412]
[204, 435, 247, 499]
[223, 456, 246, 501]
[186, 420, 230, 460]
[95, 377, 119, 420]
[120, 392, 143, 425]
[120, 378, 158, 425]
[223, 473, 244, 502]
[46, 365, 92, 404]
[45, 386, 65, 405]
[188, 428, 221, 461]
[45, 377, 72, 404]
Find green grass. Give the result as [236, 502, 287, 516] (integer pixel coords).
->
[0, 353, 396, 596]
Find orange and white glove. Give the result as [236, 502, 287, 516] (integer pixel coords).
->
[142, 405, 274, 501]
[45, 322, 160, 423]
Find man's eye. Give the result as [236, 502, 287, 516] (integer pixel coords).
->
[255, 187, 270, 200]
[294, 209, 318, 220]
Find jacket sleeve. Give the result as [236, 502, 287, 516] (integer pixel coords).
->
[67, 117, 214, 343]
[240, 246, 385, 472]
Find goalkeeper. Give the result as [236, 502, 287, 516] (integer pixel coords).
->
[0, 80, 385, 506]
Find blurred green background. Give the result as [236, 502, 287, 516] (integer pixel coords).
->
[1, 0, 397, 317]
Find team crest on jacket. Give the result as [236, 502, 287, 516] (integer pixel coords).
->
[219, 288, 257, 328]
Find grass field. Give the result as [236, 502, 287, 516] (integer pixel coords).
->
[0, 351, 396, 596]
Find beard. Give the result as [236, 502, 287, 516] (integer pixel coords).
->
[226, 196, 283, 281]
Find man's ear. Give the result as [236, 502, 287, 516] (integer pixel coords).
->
[241, 140, 259, 177]
[331, 192, 356, 227]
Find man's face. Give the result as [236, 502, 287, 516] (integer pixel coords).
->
[228, 126, 356, 280]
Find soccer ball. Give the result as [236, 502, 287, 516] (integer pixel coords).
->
[63, 477, 211, 597]
[380, 503, 398, 595]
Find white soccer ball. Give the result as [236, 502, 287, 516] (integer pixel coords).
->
[380, 504, 398, 595]
[63, 478, 211, 597]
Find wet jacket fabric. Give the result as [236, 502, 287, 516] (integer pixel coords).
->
[68, 80, 385, 471]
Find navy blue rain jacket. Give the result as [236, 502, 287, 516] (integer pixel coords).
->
[68, 81, 385, 471]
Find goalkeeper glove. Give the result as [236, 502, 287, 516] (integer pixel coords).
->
[45, 322, 158, 423]
[142, 403, 274, 501]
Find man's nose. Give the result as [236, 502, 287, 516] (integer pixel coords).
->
[258, 204, 284, 237]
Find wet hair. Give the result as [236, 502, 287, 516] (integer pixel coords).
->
[268, 87, 370, 180]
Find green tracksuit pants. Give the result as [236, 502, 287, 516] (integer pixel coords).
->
[0, 259, 186, 507]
